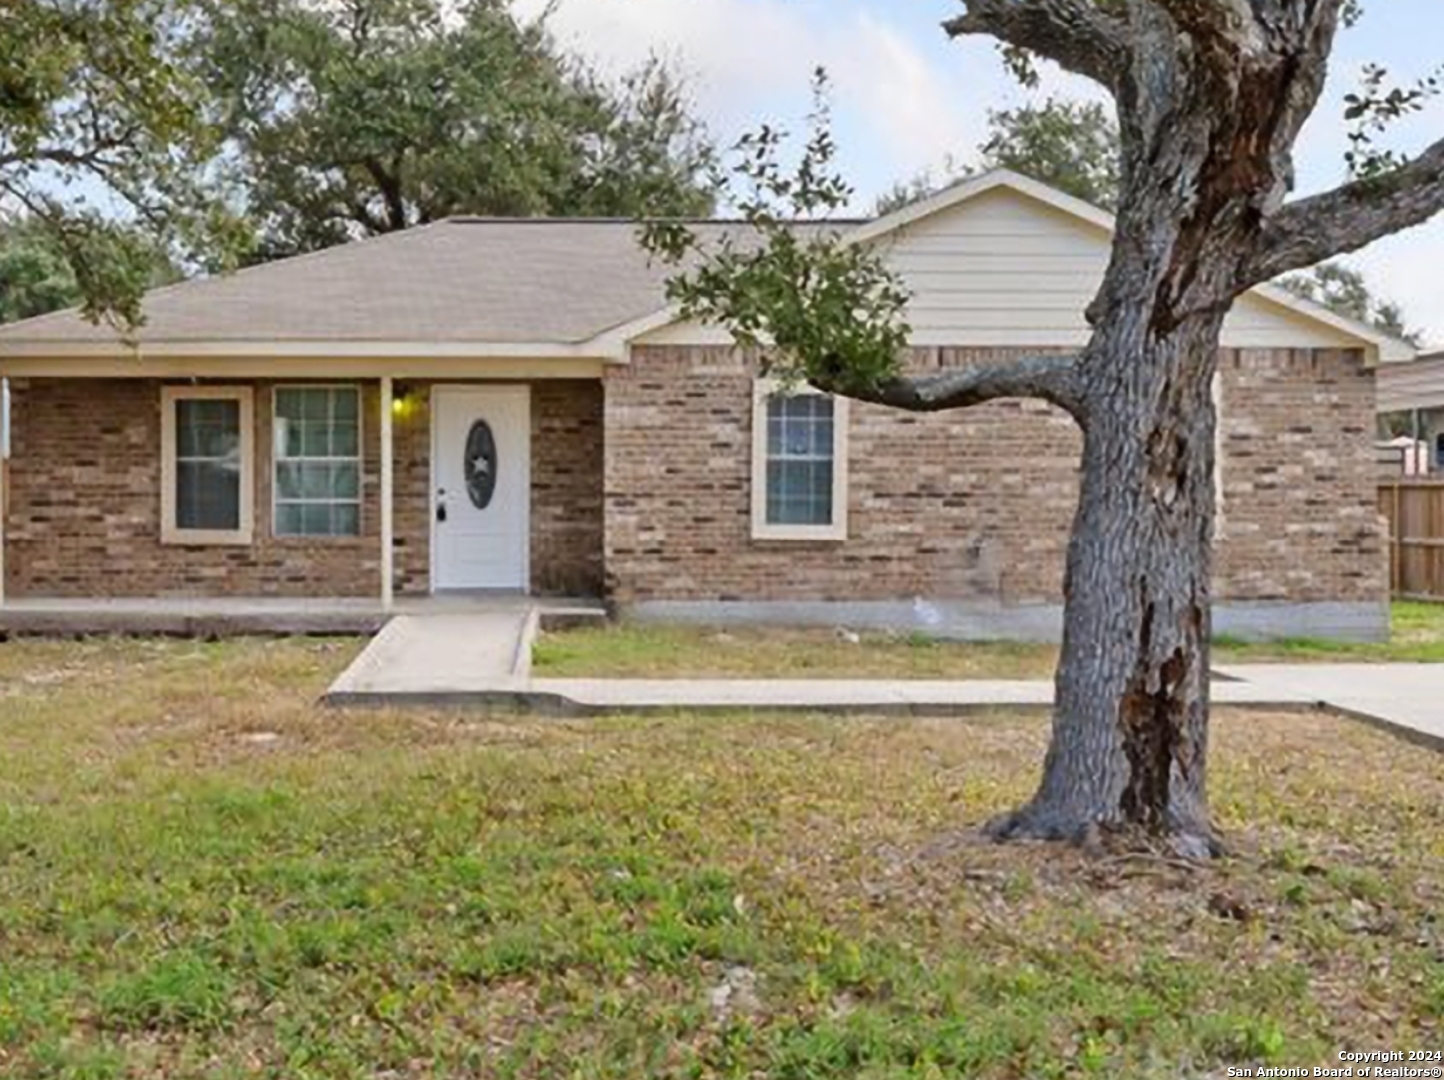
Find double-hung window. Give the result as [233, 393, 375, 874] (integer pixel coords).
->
[273, 386, 362, 537]
[161, 387, 254, 545]
[751, 380, 849, 541]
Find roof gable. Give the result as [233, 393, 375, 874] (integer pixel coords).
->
[633, 169, 1412, 363]
[864, 170, 1413, 363]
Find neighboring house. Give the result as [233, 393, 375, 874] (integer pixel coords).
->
[0, 171, 1414, 640]
[1376, 436, 1431, 477]
[1377, 350, 1444, 472]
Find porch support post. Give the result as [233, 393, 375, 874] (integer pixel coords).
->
[380, 376, 395, 612]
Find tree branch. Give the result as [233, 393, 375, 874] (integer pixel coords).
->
[943, 0, 1129, 90]
[362, 156, 408, 231]
[0, 144, 128, 173]
[1242, 137, 1444, 286]
[811, 353, 1084, 419]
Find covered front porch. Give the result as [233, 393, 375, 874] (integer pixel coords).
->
[0, 364, 606, 617]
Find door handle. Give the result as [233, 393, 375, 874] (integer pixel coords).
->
[436, 488, 447, 523]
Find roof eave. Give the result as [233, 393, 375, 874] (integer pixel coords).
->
[0, 338, 630, 362]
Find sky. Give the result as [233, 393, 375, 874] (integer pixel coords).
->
[519, 0, 1444, 347]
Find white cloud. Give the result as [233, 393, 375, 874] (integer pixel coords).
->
[1349, 227, 1444, 349]
[521, 0, 993, 203]
[822, 12, 983, 175]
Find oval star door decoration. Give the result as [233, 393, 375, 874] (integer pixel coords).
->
[464, 420, 498, 509]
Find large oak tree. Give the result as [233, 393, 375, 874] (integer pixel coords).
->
[0, 219, 179, 325]
[0, 0, 236, 325]
[648, 3, 1444, 856]
[201, 0, 714, 260]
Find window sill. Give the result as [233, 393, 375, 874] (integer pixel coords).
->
[161, 528, 254, 547]
[271, 534, 370, 546]
[751, 525, 849, 543]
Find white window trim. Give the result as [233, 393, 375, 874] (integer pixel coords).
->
[271, 384, 364, 540]
[750, 378, 850, 542]
[160, 386, 255, 546]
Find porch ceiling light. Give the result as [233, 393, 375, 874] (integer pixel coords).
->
[391, 382, 416, 419]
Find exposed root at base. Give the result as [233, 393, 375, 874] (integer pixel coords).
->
[982, 804, 1226, 861]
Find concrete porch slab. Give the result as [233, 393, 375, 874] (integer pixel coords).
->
[0, 595, 604, 637]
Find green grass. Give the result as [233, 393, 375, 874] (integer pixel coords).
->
[533, 602, 1444, 679]
[3, 637, 1444, 1077]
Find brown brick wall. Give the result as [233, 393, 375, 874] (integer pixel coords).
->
[3, 357, 1380, 607]
[1216, 348, 1386, 603]
[4, 378, 604, 599]
[603, 345, 1386, 607]
[531, 381, 606, 596]
[392, 384, 431, 597]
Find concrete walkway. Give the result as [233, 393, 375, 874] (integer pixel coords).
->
[327, 668, 1316, 713]
[519, 676, 1322, 714]
[1216, 664, 1444, 748]
[326, 631, 1444, 750]
[326, 611, 534, 702]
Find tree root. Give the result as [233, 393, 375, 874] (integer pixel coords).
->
[983, 803, 1226, 860]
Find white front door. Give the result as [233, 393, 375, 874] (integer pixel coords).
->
[431, 386, 530, 591]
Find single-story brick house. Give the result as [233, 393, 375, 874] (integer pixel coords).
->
[0, 171, 1412, 640]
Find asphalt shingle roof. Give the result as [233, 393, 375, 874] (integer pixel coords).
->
[0, 218, 852, 348]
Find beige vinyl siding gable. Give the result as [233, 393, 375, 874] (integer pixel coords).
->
[882, 188, 1367, 350]
[635, 186, 1371, 352]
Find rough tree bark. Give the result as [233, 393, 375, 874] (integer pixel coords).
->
[819, 0, 1444, 855]
[987, 314, 1223, 855]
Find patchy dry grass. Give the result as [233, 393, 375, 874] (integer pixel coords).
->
[533, 623, 1060, 680]
[2, 637, 1444, 1078]
[533, 602, 1444, 678]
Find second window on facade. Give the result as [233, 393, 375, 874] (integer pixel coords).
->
[766, 393, 836, 526]
[273, 386, 361, 537]
[751, 381, 849, 541]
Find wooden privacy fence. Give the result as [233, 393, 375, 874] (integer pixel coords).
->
[1379, 480, 1444, 600]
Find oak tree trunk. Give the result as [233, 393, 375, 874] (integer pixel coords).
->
[989, 314, 1223, 855]
[978, 2, 1314, 854]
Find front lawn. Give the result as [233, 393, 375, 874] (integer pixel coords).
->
[533, 601, 1444, 678]
[2, 638, 1443, 1078]
[534, 623, 1060, 680]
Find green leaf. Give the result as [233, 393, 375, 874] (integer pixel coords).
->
[639, 71, 910, 396]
